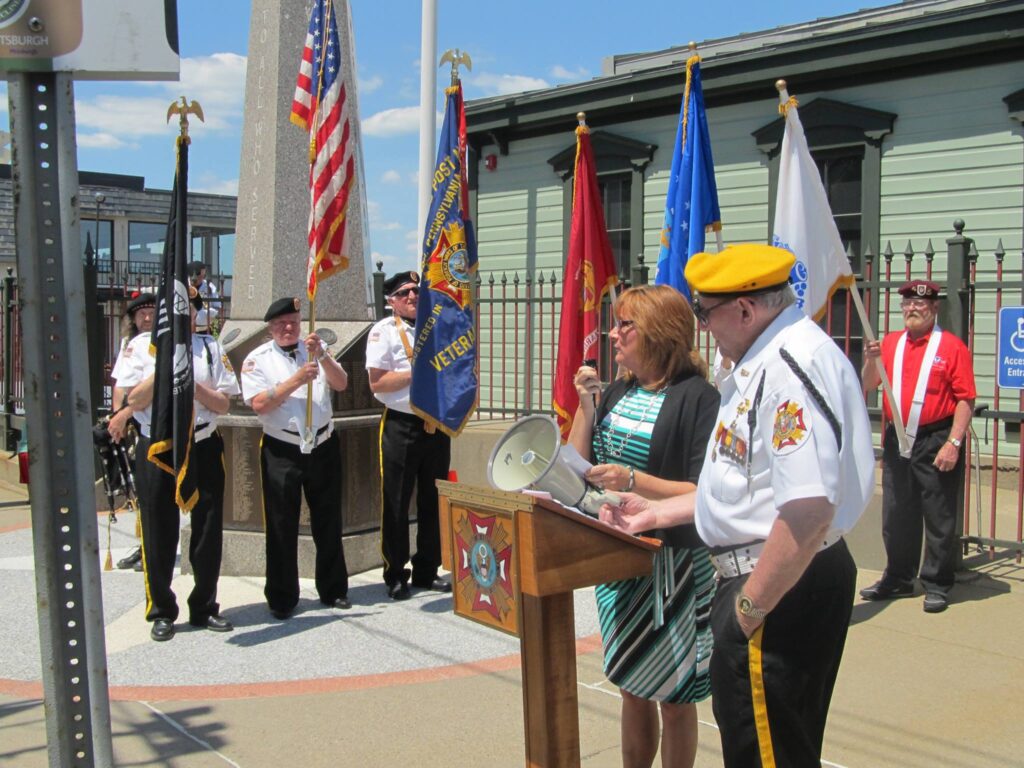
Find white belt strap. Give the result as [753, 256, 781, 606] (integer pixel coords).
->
[893, 328, 942, 457]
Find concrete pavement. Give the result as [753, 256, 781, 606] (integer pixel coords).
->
[2, 477, 1023, 766]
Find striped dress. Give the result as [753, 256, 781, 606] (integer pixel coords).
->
[594, 385, 715, 704]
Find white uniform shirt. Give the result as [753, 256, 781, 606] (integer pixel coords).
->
[240, 339, 338, 442]
[110, 337, 132, 386]
[364, 316, 414, 413]
[114, 332, 156, 436]
[695, 305, 875, 548]
[192, 333, 241, 439]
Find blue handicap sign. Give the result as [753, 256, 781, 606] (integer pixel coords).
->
[998, 307, 1024, 389]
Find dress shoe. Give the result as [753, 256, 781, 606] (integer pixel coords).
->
[133, 559, 144, 572]
[324, 597, 352, 610]
[269, 607, 291, 620]
[412, 576, 452, 593]
[150, 618, 175, 642]
[387, 582, 411, 601]
[190, 615, 233, 632]
[923, 592, 949, 613]
[859, 579, 914, 601]
[117, 547, 142, 570]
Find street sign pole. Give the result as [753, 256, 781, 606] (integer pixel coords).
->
[9, 71, 114, 768]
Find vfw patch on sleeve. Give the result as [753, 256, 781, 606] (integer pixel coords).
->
[242, 359, 256, 373]
[772, 399, 811, 454]
[222, 354, 235, 373]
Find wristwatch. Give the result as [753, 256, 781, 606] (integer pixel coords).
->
[736, 593, 769, 621]
[948, 436, 962, 448]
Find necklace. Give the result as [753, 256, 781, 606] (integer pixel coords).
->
[600, 384, 667, 461]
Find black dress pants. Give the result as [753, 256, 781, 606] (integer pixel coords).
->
[378, 409, 451, 587]
[259, 432, 348, 613]
[136, 434, 180, 622]
[881, 422, 963, 595]
[187, 432, 225, 622]
[710, 540, 856, 768]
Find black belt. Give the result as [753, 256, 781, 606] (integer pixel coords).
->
[283, 423, 330, 438]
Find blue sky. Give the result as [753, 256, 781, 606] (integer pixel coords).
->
[2, 0, 892, 277]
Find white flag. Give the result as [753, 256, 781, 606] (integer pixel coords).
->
[771, 97, 854, 320]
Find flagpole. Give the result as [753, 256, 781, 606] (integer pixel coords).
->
[775, 79, 909, 456]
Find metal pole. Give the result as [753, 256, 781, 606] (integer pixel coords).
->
[9, 71, 114, 768]
[3, 267, 14, 452]
[416, 0, 437, 249]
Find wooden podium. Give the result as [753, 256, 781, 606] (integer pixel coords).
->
[437, 480, 660, 768]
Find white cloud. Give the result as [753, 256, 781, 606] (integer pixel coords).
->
[192, 174, 239, 196]
[551, 65, 589, 81]
[77, 132, 132, 150]
[359, 75, 383, 94]
[469, 73, 550, 97]
[361, 106, 422, 137]
[381, 169, 402, 183]
[73, 53, 247, 149]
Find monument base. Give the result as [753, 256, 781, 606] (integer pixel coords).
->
[180, 525, 387, 579]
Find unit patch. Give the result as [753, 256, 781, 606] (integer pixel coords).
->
[772, 399, 810, 453]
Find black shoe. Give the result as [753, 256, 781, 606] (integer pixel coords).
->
[190, 615, 233, 632]
[387, 582, 411, 601]
[923, 592, 949, 613]
[324, 597, 352, 610]
[150, 618, 175, 642]
[117, 547, 142, 570]
[133, 559, 144, 572]
[412, 576, 452, 593]
[269, 607, 291, 620]
[859, 579, 914, 601]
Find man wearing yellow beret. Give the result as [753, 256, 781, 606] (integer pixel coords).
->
[600, 244, 875, 767]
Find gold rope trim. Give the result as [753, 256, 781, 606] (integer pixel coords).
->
[778, 95, 799, 118]
[748, 624, 777, 768]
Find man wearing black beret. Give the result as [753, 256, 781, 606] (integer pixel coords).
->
[861, 279, 976, 613]
[366, 271, 452, 600]
[240, 297, 351, 619]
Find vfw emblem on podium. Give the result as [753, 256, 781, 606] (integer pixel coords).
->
[452, 507, 518, 635]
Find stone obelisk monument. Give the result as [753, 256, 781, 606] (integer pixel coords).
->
[205, 0, 382, 579]
[228, 0, 372, 323]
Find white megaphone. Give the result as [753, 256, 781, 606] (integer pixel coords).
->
[486, 415, 619, 517]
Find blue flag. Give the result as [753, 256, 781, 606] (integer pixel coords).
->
[410, 83, 478, 436]
[655, 55, 721, 298]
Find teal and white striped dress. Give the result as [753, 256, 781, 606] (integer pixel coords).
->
[594, 385, 714, 704]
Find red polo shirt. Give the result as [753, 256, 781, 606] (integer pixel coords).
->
[880, 326, 976, 426]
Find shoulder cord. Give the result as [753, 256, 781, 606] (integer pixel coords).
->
[200, 335, 214, 377]
[779, 347, 842, 451]
[747, 371, 766, 479]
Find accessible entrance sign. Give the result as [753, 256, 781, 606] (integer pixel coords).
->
[997, 307, 1024, 389]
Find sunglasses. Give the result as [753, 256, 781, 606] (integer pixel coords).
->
[691, 296, 736, 326]
[391, 286, 419, 299]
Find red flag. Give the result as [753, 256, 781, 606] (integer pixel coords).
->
[552, 125, 619, 441]
[291, 0, 356, 300]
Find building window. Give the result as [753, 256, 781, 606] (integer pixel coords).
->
[128, 221, 166, 275]
[599, 173, 632, 277]
[80, 220, 113, 272]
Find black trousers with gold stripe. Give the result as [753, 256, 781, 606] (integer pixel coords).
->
[378, 408, 451, 587]
[187, 432, 226, 623]
[259, 432, 348, 613]
[710, 539, 856, 768]
[136, 434, 180, 622]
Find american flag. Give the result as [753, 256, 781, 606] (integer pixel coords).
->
[291, 0, 355, 300]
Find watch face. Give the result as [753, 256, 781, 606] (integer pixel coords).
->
[738, 596, 753, 614]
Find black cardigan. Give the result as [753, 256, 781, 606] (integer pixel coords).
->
[594, 371, 720, 549]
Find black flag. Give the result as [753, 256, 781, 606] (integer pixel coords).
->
[147, 136, 198, 510]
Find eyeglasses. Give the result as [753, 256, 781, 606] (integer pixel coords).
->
[900, 298, 932, 309]
[691, 296, 736, 326]
[391, 286, 419, 299]
[613, 319, 635, 332]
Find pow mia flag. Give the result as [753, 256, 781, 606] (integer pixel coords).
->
[147, 136, 198, 510]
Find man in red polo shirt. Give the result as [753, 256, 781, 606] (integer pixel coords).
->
[860, 279, 976, 613]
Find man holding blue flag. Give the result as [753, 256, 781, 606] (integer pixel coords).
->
[656, 49, 722, 297]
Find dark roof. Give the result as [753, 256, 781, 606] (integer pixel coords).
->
[466, 0, 1024, 143]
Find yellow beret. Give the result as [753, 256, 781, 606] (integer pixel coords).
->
[685, 244, 795, 295]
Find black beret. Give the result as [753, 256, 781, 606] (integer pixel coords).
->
[264, 296, 301, 322]
[126, 292, 156, 314]
[383, 271, 420, 297]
